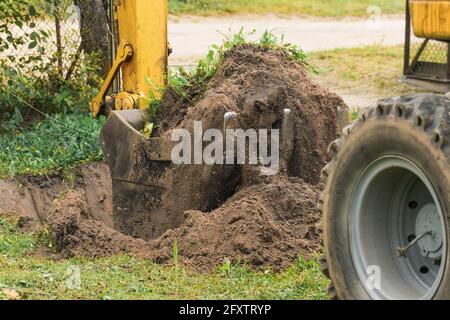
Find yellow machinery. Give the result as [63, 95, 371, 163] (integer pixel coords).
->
[96, 0, 226, 241]
[403, 0, 450, 92]
[89, 0, 168, 117]
[410, 0, 450, 40]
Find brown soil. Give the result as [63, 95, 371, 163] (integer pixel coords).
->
[50, 190, 148, 258]
[0, 162, 112, 230]
[159, 44, 343, 185]
[148, 176, 323, 271]
[47, 174, 322, 271]
[1, 45, 346, 272]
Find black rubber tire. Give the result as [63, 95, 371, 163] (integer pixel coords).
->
[320, 94, 450, 300]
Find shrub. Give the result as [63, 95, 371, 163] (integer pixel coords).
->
[0, 0, 102, 127]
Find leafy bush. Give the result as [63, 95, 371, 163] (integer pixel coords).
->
[0, 0, 102, 126]
[0, 0, 42, 54]
[0, 56, 101, 127]
[0, 113, 105, 178]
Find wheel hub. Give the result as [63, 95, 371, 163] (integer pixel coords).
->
[350, 156, 447, 300]
[416, 203, 443, 260]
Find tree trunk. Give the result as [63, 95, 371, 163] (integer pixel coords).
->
[74, 0, 110, 77]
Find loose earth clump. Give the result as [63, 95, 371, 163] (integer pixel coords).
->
[1, 44, 346, 272]
[148, 176, 323, 271]
[158, 44, 343, 185]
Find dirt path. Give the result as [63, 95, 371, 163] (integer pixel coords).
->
[331, 89, 382, 109]
[169, 15, 405, 66]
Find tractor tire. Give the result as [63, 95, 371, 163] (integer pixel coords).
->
[320, 94, 450, 300]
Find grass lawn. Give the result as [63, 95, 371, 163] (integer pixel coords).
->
[0, 217, 328, 300]
[169, 0, 405, 17]
[0, 114, 105, 179]
[309, 44, 420, 101]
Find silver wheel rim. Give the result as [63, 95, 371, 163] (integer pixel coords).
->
[350, 156, 447, 300]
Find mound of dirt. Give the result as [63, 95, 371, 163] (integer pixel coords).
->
[50, 191, 149, 258]
[1, 45, 346, 272]
[107, 44, 344, 242]
[159, 44, 344, 184]
[49, 175, 321, 271]
[147, 176, 322, 271]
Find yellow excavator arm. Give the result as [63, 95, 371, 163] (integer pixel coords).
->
[90, 0, 168, 117]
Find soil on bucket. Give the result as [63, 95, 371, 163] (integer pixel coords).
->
[1, 44, 347, 272]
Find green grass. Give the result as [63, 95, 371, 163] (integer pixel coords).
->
[0, 216, 328, 300]
[0, 113, 105, 178]
[309, 44, 420, 98]
[169, 0, 405, 17]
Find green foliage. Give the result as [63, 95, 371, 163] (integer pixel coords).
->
[0, 0, 65, 71]
[0, 59, 101, 127]
[168, 29, 310, 102]
[258, 30, 317, 73]
[350, 110, 360, 121]
[168, 27, 248, 98]
[0, 0, 102, 125]
[140, 77, 164, 138]
[0, 113, 105, 178]
[0, 0, 42, 55]
[0, 216, 328, 300]
[146, 77, 164, 119]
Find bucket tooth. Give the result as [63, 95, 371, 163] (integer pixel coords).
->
[223, 112, 239, 163]
[281, 108, 294, 171]
[223, 111, 239, 133]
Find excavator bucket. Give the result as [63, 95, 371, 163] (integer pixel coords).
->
[100, 109, 242, 241]
[100, 103, 303, 241]
[100, 109, 179, 240]
[101, 109, 160, 239]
